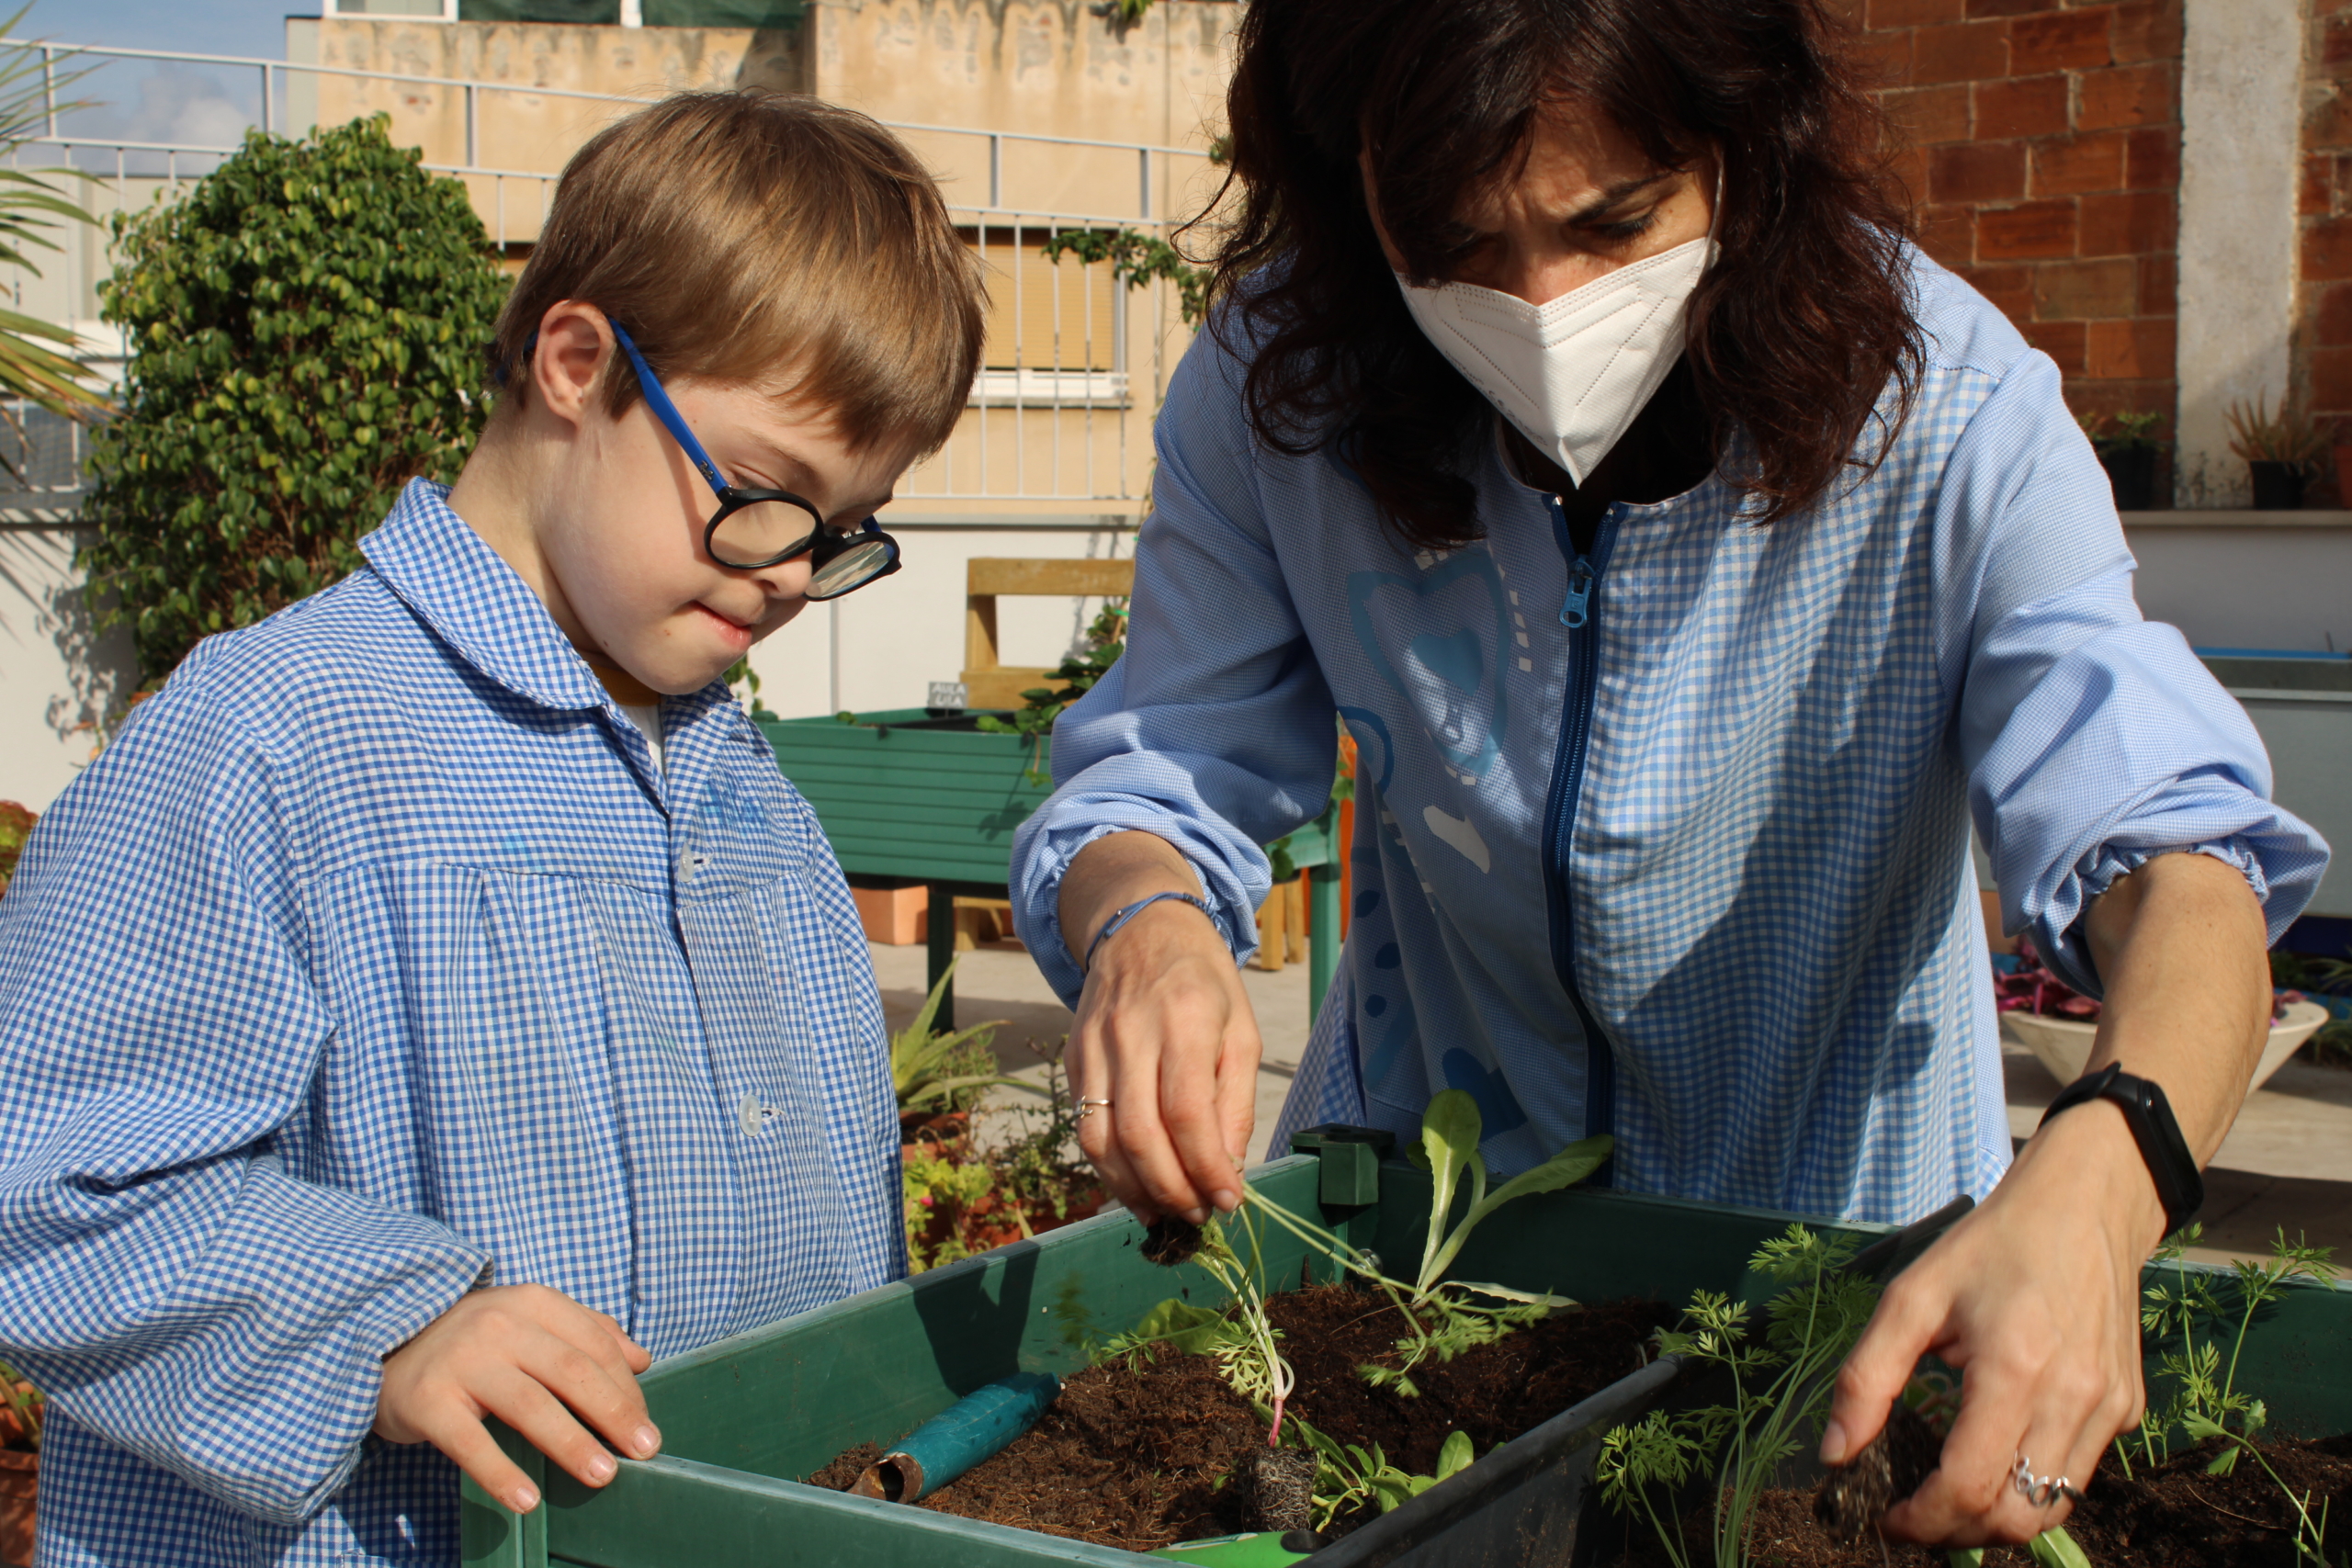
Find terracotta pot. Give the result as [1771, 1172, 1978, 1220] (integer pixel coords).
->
[2007, 999, 2328, 1091]
[0, 1448, 33, 1568]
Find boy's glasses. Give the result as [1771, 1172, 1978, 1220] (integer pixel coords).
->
[607, 321, 902, 601]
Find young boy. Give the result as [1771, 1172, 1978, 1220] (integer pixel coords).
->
[0, 92, 986, 1564]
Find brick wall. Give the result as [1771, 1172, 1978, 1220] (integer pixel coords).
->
[2303, 0, 2352, 496]
[1848, 0, 2184, 481]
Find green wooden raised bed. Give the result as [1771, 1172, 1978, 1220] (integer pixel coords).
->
[457, 1138, 2352, 1568]
[758, 710, 1340, 1021]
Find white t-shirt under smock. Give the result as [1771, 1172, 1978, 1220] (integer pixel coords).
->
[618, 700, 664, 773]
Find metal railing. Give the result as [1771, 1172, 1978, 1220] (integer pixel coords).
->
[0, 34, 1221, 506]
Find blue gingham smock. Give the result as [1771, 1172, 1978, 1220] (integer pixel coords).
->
[1010, 250, 2328, 1223]
[0, 481, 901, 1565]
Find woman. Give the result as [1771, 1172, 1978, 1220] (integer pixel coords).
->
[1008, 0, 2326, 1547]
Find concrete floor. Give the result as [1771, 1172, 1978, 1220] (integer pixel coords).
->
[869, 941, 2352, 1271]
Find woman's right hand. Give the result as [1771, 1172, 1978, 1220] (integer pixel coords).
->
[1059, 832, 1263, 1224]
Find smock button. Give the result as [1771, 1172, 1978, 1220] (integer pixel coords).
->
[737, 1089, 764, 1137]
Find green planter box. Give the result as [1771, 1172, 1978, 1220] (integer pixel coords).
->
[458, 1144, 2352, 1568]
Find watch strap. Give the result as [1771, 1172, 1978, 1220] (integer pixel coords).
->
[2038, 1063, 2204, 1236]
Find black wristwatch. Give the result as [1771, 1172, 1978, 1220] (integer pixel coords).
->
[2038, 1063, 2205, 1235]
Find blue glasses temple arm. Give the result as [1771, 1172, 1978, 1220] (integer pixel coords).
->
[607, 321, 731, 499]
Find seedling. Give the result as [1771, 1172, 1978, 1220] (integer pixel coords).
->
[1283, 1415, 1477, 1530]
[1109, 1207, 1300, 1443]
[2124, 1225, 2341, 1564]
[1249, 1089, 1611, 1392]
[1595, 1224, 1881, 1568]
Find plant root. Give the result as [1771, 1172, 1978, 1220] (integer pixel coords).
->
[1815, 1401, 1941, 1542]
[1141, 1216, 1204, 1267]
[1250, 1448, 1317, 1534]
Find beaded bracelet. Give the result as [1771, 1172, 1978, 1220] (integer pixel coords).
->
[1082, 891, 1215, 974]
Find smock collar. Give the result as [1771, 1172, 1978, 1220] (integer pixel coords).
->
[359, 478, 611, 713]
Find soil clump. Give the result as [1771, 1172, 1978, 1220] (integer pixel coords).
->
[808, 1284, 1671, 1552]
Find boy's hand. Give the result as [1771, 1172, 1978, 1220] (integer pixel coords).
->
[374, 1283, 660, 1514]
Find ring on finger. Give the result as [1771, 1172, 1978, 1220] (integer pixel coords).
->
[1076, 1097, 1114, 1122]
[2011, 1454, 2083, 1509]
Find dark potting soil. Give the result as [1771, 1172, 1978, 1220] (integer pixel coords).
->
[806, 1284, 1674, 1552]
[1603, 1433, 2352, 1567]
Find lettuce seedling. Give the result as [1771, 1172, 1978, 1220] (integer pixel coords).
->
[1248, 1090, 1611, 1393]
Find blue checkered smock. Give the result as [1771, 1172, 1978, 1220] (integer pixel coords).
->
[0, 481, 901, 1565]
[1011, 251, 2328, 1223]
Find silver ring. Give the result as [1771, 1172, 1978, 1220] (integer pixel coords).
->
[2011, 1455, 2080, 1508]
[1076, 1098, 1112, 1122]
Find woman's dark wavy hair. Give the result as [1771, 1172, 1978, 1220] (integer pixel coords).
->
[1207, 0, 1923, 547]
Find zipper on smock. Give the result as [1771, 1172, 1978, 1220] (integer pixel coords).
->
[1542, 495, 1622, 1156]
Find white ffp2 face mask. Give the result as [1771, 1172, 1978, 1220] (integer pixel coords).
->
[1396, 229, 1716, 489]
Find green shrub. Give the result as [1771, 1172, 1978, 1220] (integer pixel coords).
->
[80, 114, 507, 682]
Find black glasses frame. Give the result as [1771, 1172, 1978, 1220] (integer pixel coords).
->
[607, 321, 902, 600]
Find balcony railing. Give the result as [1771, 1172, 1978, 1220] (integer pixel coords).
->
[0, 34, 1218, 508]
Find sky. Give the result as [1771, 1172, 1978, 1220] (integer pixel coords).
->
[14, 1, 323, 158]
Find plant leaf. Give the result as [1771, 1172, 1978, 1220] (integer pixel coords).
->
[1119, 1298, 1228, 1356]
[1417, 1089, 1484, 1289]
[2025, 1527, 2092, 1568]
[1425, 1134, 1613, 1284]
[1434, 1429, 1476, 1481]
[1448, 1280, 1575, 1308]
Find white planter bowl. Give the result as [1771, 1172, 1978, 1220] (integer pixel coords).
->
[2006, 1000, 2330, 1093]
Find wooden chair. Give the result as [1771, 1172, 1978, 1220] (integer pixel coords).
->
[963, 557, 1136, 712]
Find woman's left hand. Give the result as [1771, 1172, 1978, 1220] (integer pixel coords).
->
[1826, 1101, 2161, 1544]
[1826, 850, 2274, 1546]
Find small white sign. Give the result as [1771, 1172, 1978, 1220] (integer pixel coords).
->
[928, 681, 968, 711]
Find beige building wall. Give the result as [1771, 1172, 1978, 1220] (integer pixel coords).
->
[293, 3, 1238, 230]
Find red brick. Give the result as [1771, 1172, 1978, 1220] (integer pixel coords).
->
[2085, 317, 2173, 379]
[1853, 28, 1916, 88]
[2312, 86, 2352, 151]
[2313, 345, 2352, 413]
[2079, 189, 2174, 254]
[2307, 153, 2338, 219]
[2137, 252, 2175, 316]
[1889, 145, 1931, 204]
[1930, 141, 2028, 201]
[2031, 131, 2128, 196]
[2010, 9, 2113, 73]
[2306, 217, 2352, 282]
[1960, 264, 2035, 317]
[2023, 319, 2087, 372]
[2110, 0, 2182, 64]
[2076, 62, 2177, 130]
[1821, 0, 1868, 21]
[1910, 20, 2009, 83]
[1978, 199, 2078, 259]
[1974, 74, 2070, 138]
[1965, 0, 2049, 16]
[1867, 0, 1962, 24]
[2064, 378, 2171, 427]
[1919, 203, 1978, 266]
[2033, 257, 2138, 319]
[1887, 84, 1973, 145]
[2124, 127, 2179, 189]
[2317, 283, 2352, 346]
[2327, 14, 2352, 67]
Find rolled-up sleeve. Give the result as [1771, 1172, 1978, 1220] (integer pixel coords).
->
[1009, 333, 1340, 1007]
[1937, 349, 2329, 996]
[0, 681, 489, 1526]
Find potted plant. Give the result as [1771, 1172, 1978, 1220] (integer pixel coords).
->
[2077, 410, 2165, 511]
[2224, 395, 2327, 510]
[0, 1361, 38, 1567]
[1995, 938, 2328, 1089]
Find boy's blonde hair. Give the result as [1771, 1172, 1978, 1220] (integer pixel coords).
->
[492, 91, 987, 457]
